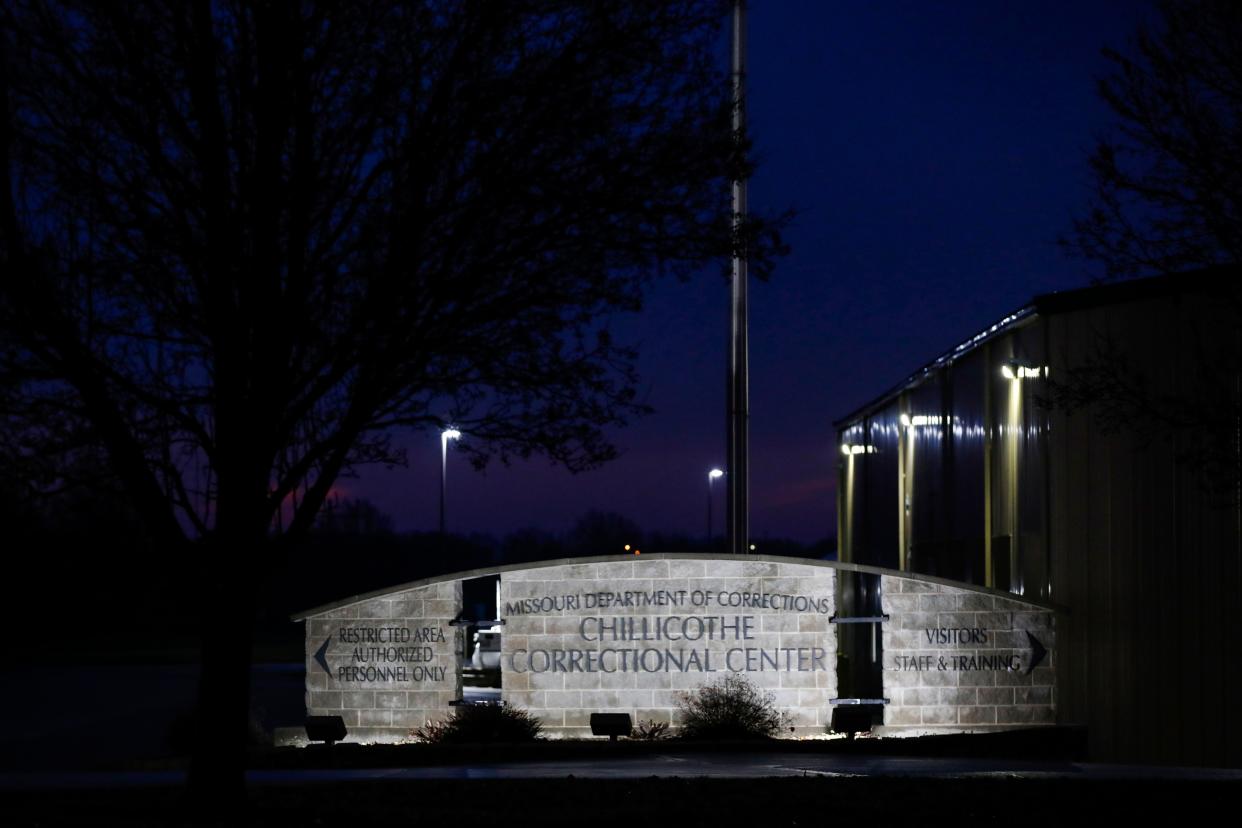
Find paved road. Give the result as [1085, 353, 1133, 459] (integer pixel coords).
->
[4, 753, 1241, 789]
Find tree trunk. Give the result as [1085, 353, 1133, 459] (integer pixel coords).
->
[187, 557, 257, 812]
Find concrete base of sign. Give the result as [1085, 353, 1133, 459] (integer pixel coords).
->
[874, 724, 1058, 738]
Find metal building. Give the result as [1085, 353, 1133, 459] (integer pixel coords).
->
[835, 268, 1241, 766]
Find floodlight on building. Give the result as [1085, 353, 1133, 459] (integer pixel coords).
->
[1002, 361, 1044, 380]
[842, 444, 875, 455]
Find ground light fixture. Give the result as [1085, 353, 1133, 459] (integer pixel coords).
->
[304, 715, 347, 746]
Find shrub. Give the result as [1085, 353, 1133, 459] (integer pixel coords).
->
[632, 719, 671, 741]
[676, 674, 791, 740]
[411, 702, 542, 744]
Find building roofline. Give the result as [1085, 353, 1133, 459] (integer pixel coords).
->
[832, 305, 1035, 428]
[833, 266, 1239, 429]
[1030, 264, 1238, 314]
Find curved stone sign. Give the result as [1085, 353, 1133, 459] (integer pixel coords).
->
[290, 555, 1056, 744]
[301, 579, 462, 736]
[878, 575, 1055, 733]
[501, 557, 836, 737]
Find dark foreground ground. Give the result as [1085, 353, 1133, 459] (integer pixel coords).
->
[5, 731, 1241, 827]
[5, 776, 1239, 827]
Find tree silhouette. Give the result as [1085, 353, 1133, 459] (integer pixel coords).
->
[1058, 0, 1241, 498]
[1066, 0, 1242, 278]
[566, 509, 643, 556]
[0, 0, 786, 804]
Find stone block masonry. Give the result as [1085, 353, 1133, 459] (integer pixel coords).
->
[286, 555, 1060, 747]
[500, 558, 838, 738]
[303, 579, 462, 744]
[879, 575, 1055, 733]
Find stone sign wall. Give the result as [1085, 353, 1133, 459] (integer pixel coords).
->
[500, 558, 838, 737]
[880, 575, 1056, 731]
[288, 556, 1060, 746]
[302, 579, 462, 744]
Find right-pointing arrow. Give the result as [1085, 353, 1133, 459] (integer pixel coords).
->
[1024, 630, 1047, 675]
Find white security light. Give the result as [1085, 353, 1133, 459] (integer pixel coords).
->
[1002, 361, 1045, 381]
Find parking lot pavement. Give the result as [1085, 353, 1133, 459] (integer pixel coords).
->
[4, 752, 1241, 789]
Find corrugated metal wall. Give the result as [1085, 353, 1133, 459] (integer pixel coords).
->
[1048, 288, 1242, 767]
[837, 277, 1242, 766]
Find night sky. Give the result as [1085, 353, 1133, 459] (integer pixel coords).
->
[351, 1, 1155, 545]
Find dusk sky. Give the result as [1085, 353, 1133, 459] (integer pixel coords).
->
[352, 1, 1155, 544]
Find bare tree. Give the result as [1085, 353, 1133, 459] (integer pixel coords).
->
[0, 0, 786, 804]
[1058, 0, 1241, 498]
[1066, 0, 1242, 279]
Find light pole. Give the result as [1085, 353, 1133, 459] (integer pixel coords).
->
[707, 468, 724, 545]
[440, 428, 461, 538]
[726, 0, 749, 556]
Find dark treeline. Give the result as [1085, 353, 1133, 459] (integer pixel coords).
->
[8, 487, 833, 656]
[271, 500, 837, 626]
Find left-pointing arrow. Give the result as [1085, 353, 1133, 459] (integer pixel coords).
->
[314, 637, 332, 677]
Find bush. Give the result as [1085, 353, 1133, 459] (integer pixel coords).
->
[632, 719, 671, 741]
[676, 674, 791, 740]
[411, 702, 542, 744]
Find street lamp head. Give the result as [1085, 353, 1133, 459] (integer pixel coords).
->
[708, 468, 724, 480]
[442, 428, 462, 441]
